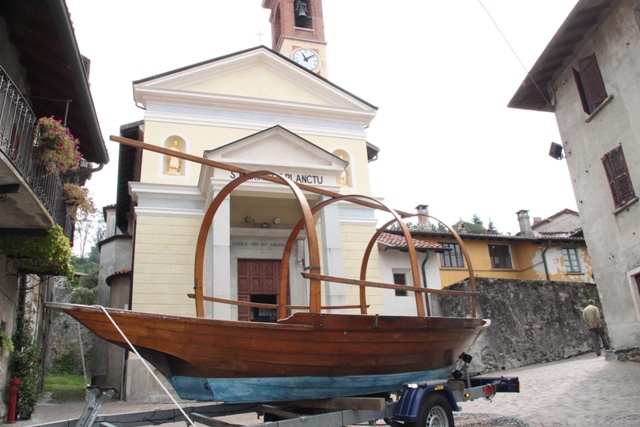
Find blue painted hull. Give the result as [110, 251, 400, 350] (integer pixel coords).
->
[168, 366, 454, 402]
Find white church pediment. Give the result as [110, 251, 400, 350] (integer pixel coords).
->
[201, 126, 348, 191]
[133, 47, 377, 126]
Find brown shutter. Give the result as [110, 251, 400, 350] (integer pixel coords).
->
[578, 54, 607, 106]
[602, 146, 636, 208]
[572, 68, 591, 114]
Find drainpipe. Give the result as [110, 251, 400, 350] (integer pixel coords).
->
[421, 252, 431, 316]
[62, 162, 105, 180]
[541, 241, 551, 280]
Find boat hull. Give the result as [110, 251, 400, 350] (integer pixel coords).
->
[45, 303, 487, 402]
[169, 368, 454, 402]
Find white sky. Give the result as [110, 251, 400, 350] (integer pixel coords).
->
[67, 0, 579, 235]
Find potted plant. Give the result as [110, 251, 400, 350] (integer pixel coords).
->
[62, 183, 96, 219]
[34, 116, 82, 174]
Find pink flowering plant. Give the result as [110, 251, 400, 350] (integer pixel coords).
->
[62, 183, 96, 219]
[34, 116, 82, 174]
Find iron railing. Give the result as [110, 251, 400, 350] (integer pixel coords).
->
[0, 66, 71, 235]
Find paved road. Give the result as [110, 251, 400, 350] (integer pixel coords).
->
[456, 353, 640, 426]
[17, 353, 640, 427]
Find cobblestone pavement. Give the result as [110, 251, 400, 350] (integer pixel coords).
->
[14, 353, 640, 427]
[456, 353, 640, 426]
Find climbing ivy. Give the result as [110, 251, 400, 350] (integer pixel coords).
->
[11, 280, 42, 420]
[0, 226, 74, 279]
[0, 330, 14, 353]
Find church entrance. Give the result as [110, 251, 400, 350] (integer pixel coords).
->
[237, 259, 287, 322]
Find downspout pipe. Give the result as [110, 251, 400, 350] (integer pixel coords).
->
[421, 251, 431, 316]
[541, 241, 552, 280]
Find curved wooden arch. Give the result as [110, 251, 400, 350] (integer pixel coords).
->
[278, 194, 425, 318]
[194, 170, 320, 317]
[369, 214, 477, 317]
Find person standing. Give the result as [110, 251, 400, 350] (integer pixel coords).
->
[583, 299, 611, 356]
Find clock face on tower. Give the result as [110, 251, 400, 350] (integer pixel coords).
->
[292, 49, 319, 70]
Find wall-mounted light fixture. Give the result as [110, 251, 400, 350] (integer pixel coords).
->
[261, 222, 269, 228]
[245, 216, 254, 223]
[548, 142, 564, 160]
[273, 217, 281, 225]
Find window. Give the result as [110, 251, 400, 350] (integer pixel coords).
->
[394, 273, 407, 297]
[489, 245, 513, 269]
[602, 146, 636, 209]
[440, 243, 465, 268]
[562, 248, 581, 273]
[572, 53, 607, 115]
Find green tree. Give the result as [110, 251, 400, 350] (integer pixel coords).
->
[431, 223, 449, 233]
[388, 221, 419, 232]
[471, 213, 484, 226]
[487, 218, 499, 234]
[68, 256, 98, 305]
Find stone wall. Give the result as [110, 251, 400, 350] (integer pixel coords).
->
[434, 277, 602, 374]
[44, 288, 94, 376]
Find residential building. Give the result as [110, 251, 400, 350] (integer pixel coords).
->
[0, 0, 108, 417]
[509, 0, 640, 351]
[380, 208, 593, 316]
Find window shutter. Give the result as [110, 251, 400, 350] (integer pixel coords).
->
[578, 54, 607, 106]
[602, 146, 636, 208]
[572, 68, 591, 114]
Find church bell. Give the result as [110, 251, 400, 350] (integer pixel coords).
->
[295, 0, 309, 18]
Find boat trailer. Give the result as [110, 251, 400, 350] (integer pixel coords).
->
[28, 357, 519, 427]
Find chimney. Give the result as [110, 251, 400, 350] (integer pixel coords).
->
[456, 222, 467, 234]
[415, 204, 431, 231]
[516, 210, 533, 236]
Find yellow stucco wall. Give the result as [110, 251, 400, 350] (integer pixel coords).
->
[140, 122, 371, 196]
[183, 65, 332, 106]
[132, 215, 200, 316]
[416, 236, 593, 288]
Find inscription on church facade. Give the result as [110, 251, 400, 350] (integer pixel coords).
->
[232, 239, 286, 248]
[229, 171, 324, 185]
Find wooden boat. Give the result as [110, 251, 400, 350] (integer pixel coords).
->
[45, 136, 487, 403]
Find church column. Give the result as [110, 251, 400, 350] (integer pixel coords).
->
[206, 187, 231, 319]
[320, 196, 346, 311]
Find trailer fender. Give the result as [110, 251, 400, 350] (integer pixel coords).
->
[394, 384, 459, 423]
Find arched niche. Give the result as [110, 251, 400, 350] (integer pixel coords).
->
[163, 137, 186, 176]
[333, 149, 351, 188]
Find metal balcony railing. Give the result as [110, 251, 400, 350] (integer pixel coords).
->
[0, 66, 71, 235]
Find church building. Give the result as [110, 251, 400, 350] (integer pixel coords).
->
[98, 0, 395, 401]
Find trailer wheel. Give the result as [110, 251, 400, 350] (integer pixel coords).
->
[416, 393, 454, 427]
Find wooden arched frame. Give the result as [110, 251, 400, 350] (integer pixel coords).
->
[277, 194, 425, 318]
[193, 170, 321, 317]
[364, 214, 477, 318]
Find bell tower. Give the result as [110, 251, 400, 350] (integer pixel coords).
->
[262, 0, 328, 76]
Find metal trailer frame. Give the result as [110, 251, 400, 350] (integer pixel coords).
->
[27, 375, 519, 427]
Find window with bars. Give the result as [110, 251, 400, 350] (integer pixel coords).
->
[562, 248, 581, 273]
[573, 53, 608, 115]
[394, 273, 407, 297]
[439, 243, 465, 268]
[489, 245, 513, 269]
[602, 145, 637, 209]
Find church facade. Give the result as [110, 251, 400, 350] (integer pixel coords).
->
[100, 0, 395, 401]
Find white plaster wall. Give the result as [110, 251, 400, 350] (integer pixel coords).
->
[378, 248, 442, 316]
[551, 0, 640, 349]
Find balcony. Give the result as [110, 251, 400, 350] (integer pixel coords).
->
[0, 66, 73, 238]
